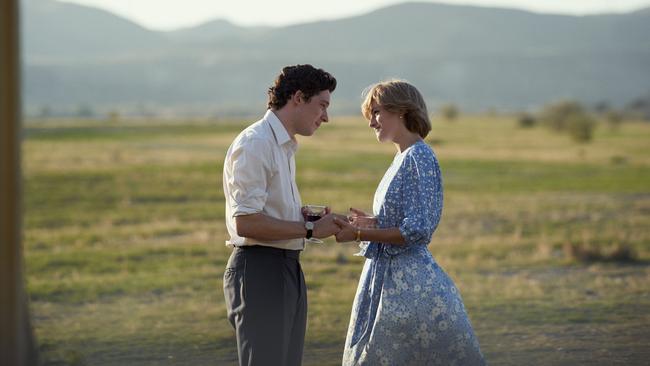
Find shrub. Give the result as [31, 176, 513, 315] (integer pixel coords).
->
[625, 96, 650, 120]
[563, 242, 638, 263]
[538, 100, 598, 143]
[605, 110, 624, 131]
[76, 103, 95, 118]
[567, 113, 596, 143]
[539, 100, 584, 132]
[107, 110, 121, 123]
[517, 113, 536, 128]
[439, 103, 459, 121]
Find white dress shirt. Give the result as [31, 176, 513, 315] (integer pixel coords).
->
[223, 110, 305, 250]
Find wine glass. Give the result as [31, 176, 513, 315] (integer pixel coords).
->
[349, 215, 377, 229]
[348, 208, 377, 230]
[304, 204, 327, 244]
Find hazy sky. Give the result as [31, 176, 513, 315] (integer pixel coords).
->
[61, 0, 650, 30]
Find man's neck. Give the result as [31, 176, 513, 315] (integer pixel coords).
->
[271, 108, 296, 139]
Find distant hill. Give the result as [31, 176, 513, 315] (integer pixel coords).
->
[22, 0, 169, 62]
[21, 0, 650, 116]
[165, 19, 270, 43]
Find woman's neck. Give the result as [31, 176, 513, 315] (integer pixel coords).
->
[394, 132, 422, 153]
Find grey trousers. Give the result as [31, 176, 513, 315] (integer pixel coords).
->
[223, 245, 307, 366]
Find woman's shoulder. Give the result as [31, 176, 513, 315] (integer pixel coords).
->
[403, 140, 438, 166]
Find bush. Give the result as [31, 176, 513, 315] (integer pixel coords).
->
[567, 113, 596, 143]
[539, 100, 585, 132]
[563, 242, 638, 263]
[625, 96, 650, 120]
[76, 103, 95, 118]
[107, 110, 121, 124]
[439, 103, 459, 121]
[605, 110, 624, 130]
[517, 113, 536, 128]
[538, 100, 598, 143]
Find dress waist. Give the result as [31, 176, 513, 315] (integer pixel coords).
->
[357, 242, 428, 259]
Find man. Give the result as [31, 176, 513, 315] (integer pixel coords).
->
[222, 64, 339, 366]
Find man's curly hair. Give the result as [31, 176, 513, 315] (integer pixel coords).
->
[267, 64, 337, 109]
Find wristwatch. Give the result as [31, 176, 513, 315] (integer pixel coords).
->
[304, 221, 314, 239]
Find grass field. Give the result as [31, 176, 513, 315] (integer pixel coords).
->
[23, 115, 650, 365]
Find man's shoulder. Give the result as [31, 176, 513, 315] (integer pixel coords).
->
[245, 117, 276, 139]
[229, 119, 274, 153]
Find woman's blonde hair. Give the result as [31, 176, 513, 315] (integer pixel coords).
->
[361, 79, 431, 138]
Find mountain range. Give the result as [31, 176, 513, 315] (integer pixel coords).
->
[21, 0, 650, 117]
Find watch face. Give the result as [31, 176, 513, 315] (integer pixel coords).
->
[305, 221, 314, 230]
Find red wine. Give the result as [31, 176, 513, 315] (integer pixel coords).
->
[306, 215, 321, 222]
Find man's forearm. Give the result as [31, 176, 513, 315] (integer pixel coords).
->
[235, 213, 306, 241]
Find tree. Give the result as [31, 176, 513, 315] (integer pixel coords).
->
[76, 103, 94, 118]
[567, 113, 596, 143]
[439, 103, 459, 121]
[625, 96, 650, 120]
[517, 112, 536, 128]
[38, 105, 52, 118]
[594, 100, 610, 115]
[539, 100, 585, 132]
[107, 109, 121, 123]
[605, 110, 624, 131]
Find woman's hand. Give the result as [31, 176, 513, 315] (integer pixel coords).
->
[348, 207, 369, 217]
[333, 217, 359, 242]
[348, 207, 377, 229]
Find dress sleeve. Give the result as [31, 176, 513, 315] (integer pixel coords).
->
[397, 149, 442, 247]
[225, 138, 274, 216]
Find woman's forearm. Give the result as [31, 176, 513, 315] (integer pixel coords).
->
[359, 227, 406, 245]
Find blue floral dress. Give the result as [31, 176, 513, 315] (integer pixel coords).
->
[342, 140, 486, 366]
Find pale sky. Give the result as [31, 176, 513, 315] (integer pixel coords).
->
[61, 0, 650, 30]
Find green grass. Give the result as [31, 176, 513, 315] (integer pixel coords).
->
[23, 116, 650, 365]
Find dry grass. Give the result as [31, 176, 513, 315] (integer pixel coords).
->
[23, 116, 650, 365]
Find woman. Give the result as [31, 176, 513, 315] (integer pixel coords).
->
[334, 80, 485, 365]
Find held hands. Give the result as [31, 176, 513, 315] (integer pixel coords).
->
[301, 206, 376, 241]
[301, 205, 349, 239]
[333, 217, 358, 242]
[312, 213, 342, 239]
[333, 208, 378, 243]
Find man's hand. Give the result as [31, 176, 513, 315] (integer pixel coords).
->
[312, 213, 344, 239]
[333, 217, 359, 242]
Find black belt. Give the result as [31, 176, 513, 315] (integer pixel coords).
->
[235, 245, 301, 259]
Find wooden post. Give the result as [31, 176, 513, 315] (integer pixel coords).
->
[1, 0, 39, 364]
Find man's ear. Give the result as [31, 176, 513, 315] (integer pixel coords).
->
[291, 90, 305, 105]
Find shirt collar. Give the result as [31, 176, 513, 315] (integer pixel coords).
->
[265, 109, 298, 152]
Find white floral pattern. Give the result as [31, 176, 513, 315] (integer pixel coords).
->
[342, 141, 486, 365]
